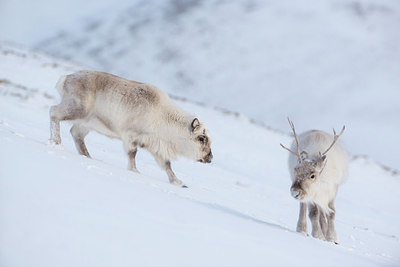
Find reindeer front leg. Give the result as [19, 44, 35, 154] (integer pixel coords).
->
[122, 135, 140, 173]
[153, 154, 187, 188]
[326, 201, 339, 244]
[319, 210, 328, 238]
[296, 203, 308, 234]
[308, 204, 326, 240]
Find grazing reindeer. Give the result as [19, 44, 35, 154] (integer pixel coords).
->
[280, 118, 348, 243]
[49, 70, 213, 187]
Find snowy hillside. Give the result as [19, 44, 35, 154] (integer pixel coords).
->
[1, 43, 399, 266]
[38, 0, 400, 171]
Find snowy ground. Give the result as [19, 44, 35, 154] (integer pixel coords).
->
[33, 0, 400, 171]
[1, 43, 399, 266]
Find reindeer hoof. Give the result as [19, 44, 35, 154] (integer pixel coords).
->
[182, 185, 188, 188]
[47, 139, 64, 150]
[48, 139, 60, 145]
[326, 234, 338, 244]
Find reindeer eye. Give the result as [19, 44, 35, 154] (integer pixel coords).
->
[198, 136, 207, 143]
[310, 174, 315, 179]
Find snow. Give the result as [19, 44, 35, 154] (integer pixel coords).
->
[33, 0, 400, 171]
[1, 42, 399, 266]
[0, 0, 133, 47]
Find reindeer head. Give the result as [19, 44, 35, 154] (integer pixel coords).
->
[188, 118, 213, 163]
[280, 118, 344, 201]
[290, 155, 327, 200]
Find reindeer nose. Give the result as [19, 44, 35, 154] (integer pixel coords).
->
[291, 189, 300, 199]
[204, 151, 213, 163]
[290, 183, 302, 199]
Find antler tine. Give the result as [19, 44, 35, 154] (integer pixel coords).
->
[280, 143, 300, 157]
[322, 125, 345, 155]
[280, 117, 302, 162]
[288, 118, 301, 158]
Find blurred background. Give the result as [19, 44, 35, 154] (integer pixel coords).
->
[1, 0, 399, 170]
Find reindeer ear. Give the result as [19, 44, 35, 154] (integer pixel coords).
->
[300, 151, 308, 161]
[191, 118, 200, 132]
[317, 155, 328, 173]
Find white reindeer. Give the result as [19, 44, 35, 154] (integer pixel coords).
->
[280, 118, 348, 243]
[49, 70, 213, 188]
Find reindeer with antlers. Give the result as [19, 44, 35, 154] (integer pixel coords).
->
[280, 118, 348, 243]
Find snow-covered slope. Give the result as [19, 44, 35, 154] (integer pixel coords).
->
[0, 0, 131, 47]
[1, 43, 399, 266]
[39, 0, 400, 171]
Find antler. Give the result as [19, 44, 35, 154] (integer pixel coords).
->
[322, 125, 345, 155]
[280, 117, 302, 162]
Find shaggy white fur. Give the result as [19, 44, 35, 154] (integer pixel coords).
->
[50, 71, 213, 187]
[286, 129, 348, 243]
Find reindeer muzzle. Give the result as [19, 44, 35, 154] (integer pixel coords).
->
[290, 182, 304, 200]
[200, 151, 213, 163]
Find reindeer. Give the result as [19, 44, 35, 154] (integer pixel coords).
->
[280, 118, 348, 243]
[49, 70, 213, 188]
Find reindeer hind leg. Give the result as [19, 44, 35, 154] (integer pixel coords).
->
[70, 124, 91, 157]
[49, 105, 62, 144]
[49, 99, 88, 145]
